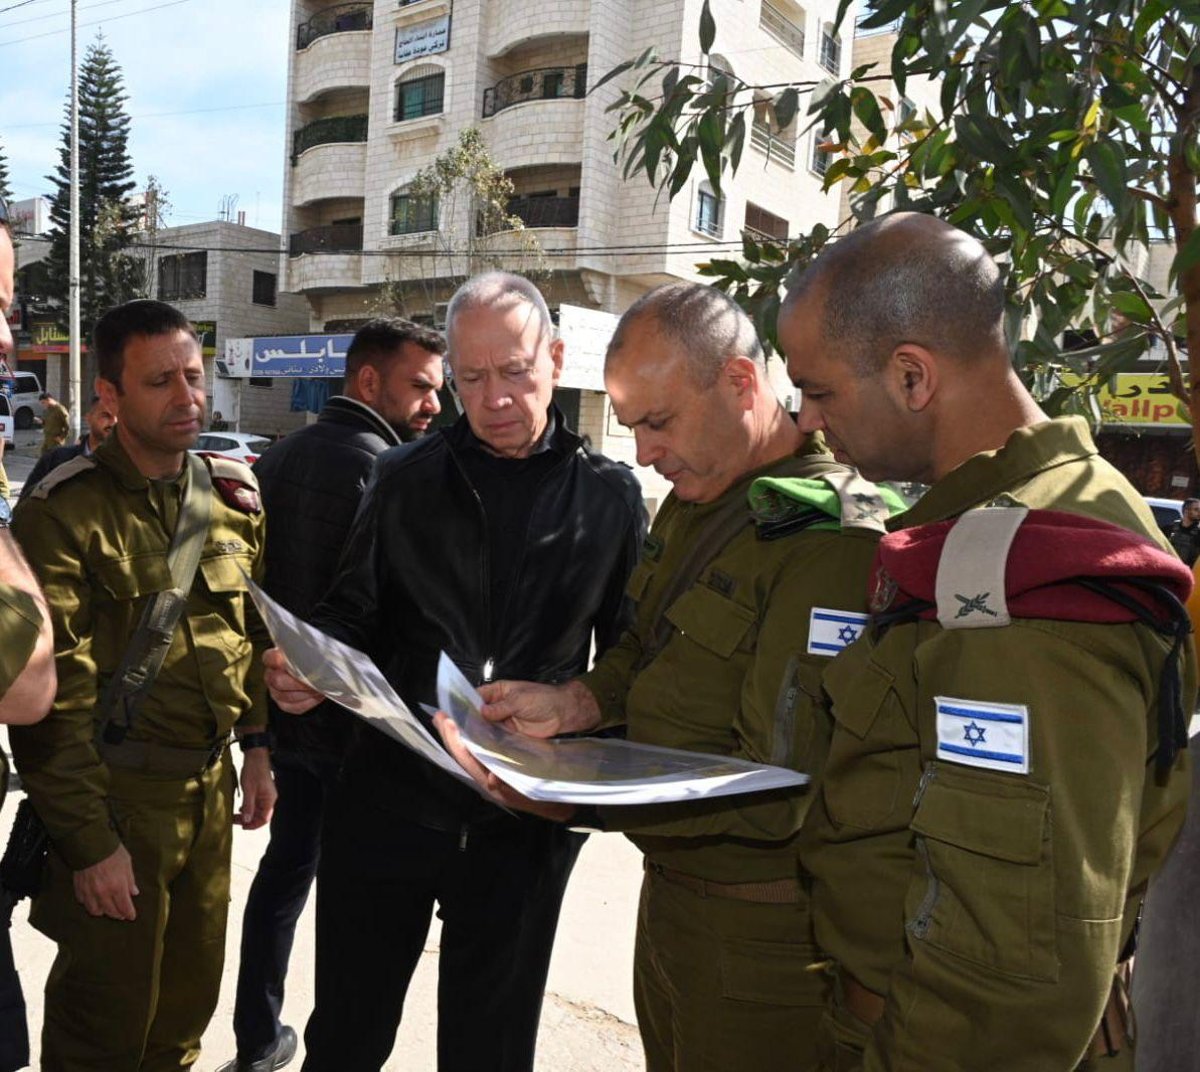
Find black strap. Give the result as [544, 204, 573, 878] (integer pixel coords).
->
[98, 455, 213, 745]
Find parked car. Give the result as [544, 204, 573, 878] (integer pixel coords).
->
[1145, 496, 1185, 535]
[0, 370, 44, 429]
[191, 432, 273, 466]
[0, 393, 13, 447]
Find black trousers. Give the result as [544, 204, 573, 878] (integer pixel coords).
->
[233, 751, 340, 1061]
[301, 785, 586, 1072]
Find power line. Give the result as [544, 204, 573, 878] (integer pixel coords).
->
[0, 0, 57, 16]
[0, 0, 195, 46]
[1, 0, 153, 30]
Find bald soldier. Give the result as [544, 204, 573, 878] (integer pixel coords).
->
[780, 213, 1195, 1070]
[434, 282, 902, 1072]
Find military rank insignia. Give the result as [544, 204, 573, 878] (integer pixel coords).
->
[213, 478, 262, 515]
[934, 695, 1030, 775]
[806, 607, 869, 657]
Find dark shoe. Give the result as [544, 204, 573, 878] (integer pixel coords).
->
[215, 1026, 298, 1072]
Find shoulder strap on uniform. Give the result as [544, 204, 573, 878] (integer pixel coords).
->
[935, 506, 1029, 629]
[98, 456, 213, 746]
[206, 454, 261, 514]
[27, 454, 96, 500]
[818, 470, 896, 533]
[206, 455, 259, 487]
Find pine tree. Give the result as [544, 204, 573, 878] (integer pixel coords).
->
[0, 140, 13, 204]
[44, 34, 140, 342]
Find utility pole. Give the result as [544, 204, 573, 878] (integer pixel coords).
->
[68, 0, 81, 438]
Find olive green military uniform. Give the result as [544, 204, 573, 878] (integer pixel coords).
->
[0, 579, 42, 811]
[804, 418, 1195, 1071]
[9, 432, 268, 1072]
[40, 398, 70, 455]
[579, 447, 899, 1072]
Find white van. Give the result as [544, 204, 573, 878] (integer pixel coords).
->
[0, 393, 13, 447]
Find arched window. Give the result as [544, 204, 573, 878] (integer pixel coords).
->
[394, 62, 446, 122]
[694, 181, 723, 238]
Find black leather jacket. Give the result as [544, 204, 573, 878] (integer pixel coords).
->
[314, 410, 647, 832]
[253, 396, 401, 758]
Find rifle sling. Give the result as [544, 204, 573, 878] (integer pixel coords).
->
[98, 455, 212, 744]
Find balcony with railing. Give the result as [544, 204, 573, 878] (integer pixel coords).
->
[760, 1, 805, 60]
[750, 120, 797, 169]
[296, 3, 372, 49]
[291, 114, 368, 164]
[483, 64, 587, 118]
[507, 195, 579, 229]
[288, 222, 364, 256]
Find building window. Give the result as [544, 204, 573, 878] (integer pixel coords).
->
[695, 184, 723, 238]
[390, 192, 439, 235]
[744, 202, 789, 242]
[819, 28, 842, 74]
[158, 251, 207, 301]
[811, 136, 832, 177]
[252, 270, 277, 307]
[395, 71, 445, 121]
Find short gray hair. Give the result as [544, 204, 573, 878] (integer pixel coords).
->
[444, 271, 553, 355]
[607, 282, 765, 386]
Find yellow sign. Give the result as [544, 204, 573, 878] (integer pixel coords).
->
[1063, 373, 1189, 427]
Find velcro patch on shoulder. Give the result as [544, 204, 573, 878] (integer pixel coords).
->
[28, 455, 97, 499]
[820, 470, 891, 532]
[935, 695, 1030, 774]
[935, 506, 1028, 629]
[806, 607, 869, 657]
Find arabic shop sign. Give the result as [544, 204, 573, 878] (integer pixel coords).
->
[250, 334, 354, 378]
[1063, 372, 1190, 427]
[394, 14, 450, 64]
[193, 320, 217, 358]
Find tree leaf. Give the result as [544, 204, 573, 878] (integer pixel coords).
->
[774, 88, 800, 131]
[1171, 229, 1200, 286]
[699, 0, 716, 55]
[1084, 141, 1128, 205]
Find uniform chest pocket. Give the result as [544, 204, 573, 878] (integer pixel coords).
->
[199, 554, 252, 594]
[664, 583, 757, 659]
[625, 559, 656, 604]
[907, 764, 1057, 982]
[95, 553, 171, 601]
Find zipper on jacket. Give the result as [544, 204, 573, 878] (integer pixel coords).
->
[907, 762, 941, 940]
[482, 658, 495, 683]
[458, 825, 470, 851]
[445, 443, 494, 680]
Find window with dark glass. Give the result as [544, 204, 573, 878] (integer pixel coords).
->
[394, 72, 445, 121]
[252, 270, 277, 307]
[695, 187, 722, 237]
[390, 192, 439, 235]
[819, 29, 841, 73]
[157, 251, 207, 301]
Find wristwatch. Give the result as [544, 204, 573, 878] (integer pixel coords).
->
[0, 497, 12, 528]
[237, 731, 272, 753]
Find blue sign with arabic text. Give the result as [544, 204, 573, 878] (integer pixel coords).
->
[251, 334, 354, 378]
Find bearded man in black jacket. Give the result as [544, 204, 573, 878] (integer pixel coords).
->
[217, 318, 446, 1072]
[265, 272, 647, 1072]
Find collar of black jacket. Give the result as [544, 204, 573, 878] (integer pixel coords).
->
[445, 403, 579, 459]
[318, 395, 403, 448]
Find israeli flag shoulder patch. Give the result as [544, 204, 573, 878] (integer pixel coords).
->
[935, 696, 1030, 775]
[807, 607, 869, 657]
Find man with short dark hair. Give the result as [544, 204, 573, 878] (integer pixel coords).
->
[217, 317, 446, 1072]
[265, 271, 647, 1072]
[36, 390, 70, 455]
[779, 213, 1194, 1069]
[1168, 498, 1200, 566]
[11, 298, 275, 1071]
[19, 395, 116, 501]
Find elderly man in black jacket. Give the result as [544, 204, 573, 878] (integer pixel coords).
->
[218, 318, 446, 1072]
[265, 272, 647, 1072]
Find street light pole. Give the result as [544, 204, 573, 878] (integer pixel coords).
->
[68, 0, 81, 438]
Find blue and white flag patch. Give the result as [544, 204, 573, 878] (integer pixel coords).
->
[807, 607, 869, 657]
[935, 696, 1030, 775]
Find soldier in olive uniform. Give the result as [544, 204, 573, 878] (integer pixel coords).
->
[37, 391, 71, 456]
[10, 299, 277, 1072]
[0, 196, 56, 803]
[779, 213, 1196, 1071]
[425, 283, 901, 1072]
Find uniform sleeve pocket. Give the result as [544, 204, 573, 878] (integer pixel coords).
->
[664, 584, 756, 658]
[624, 559, 655, 603]
[95, 553, 171, 600]
[907, 765, 1058, 982]
[719, 937, 826, 1006]
[199, 554, 252, 594]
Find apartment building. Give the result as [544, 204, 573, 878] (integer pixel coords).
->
[283, 0, 854, 499]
